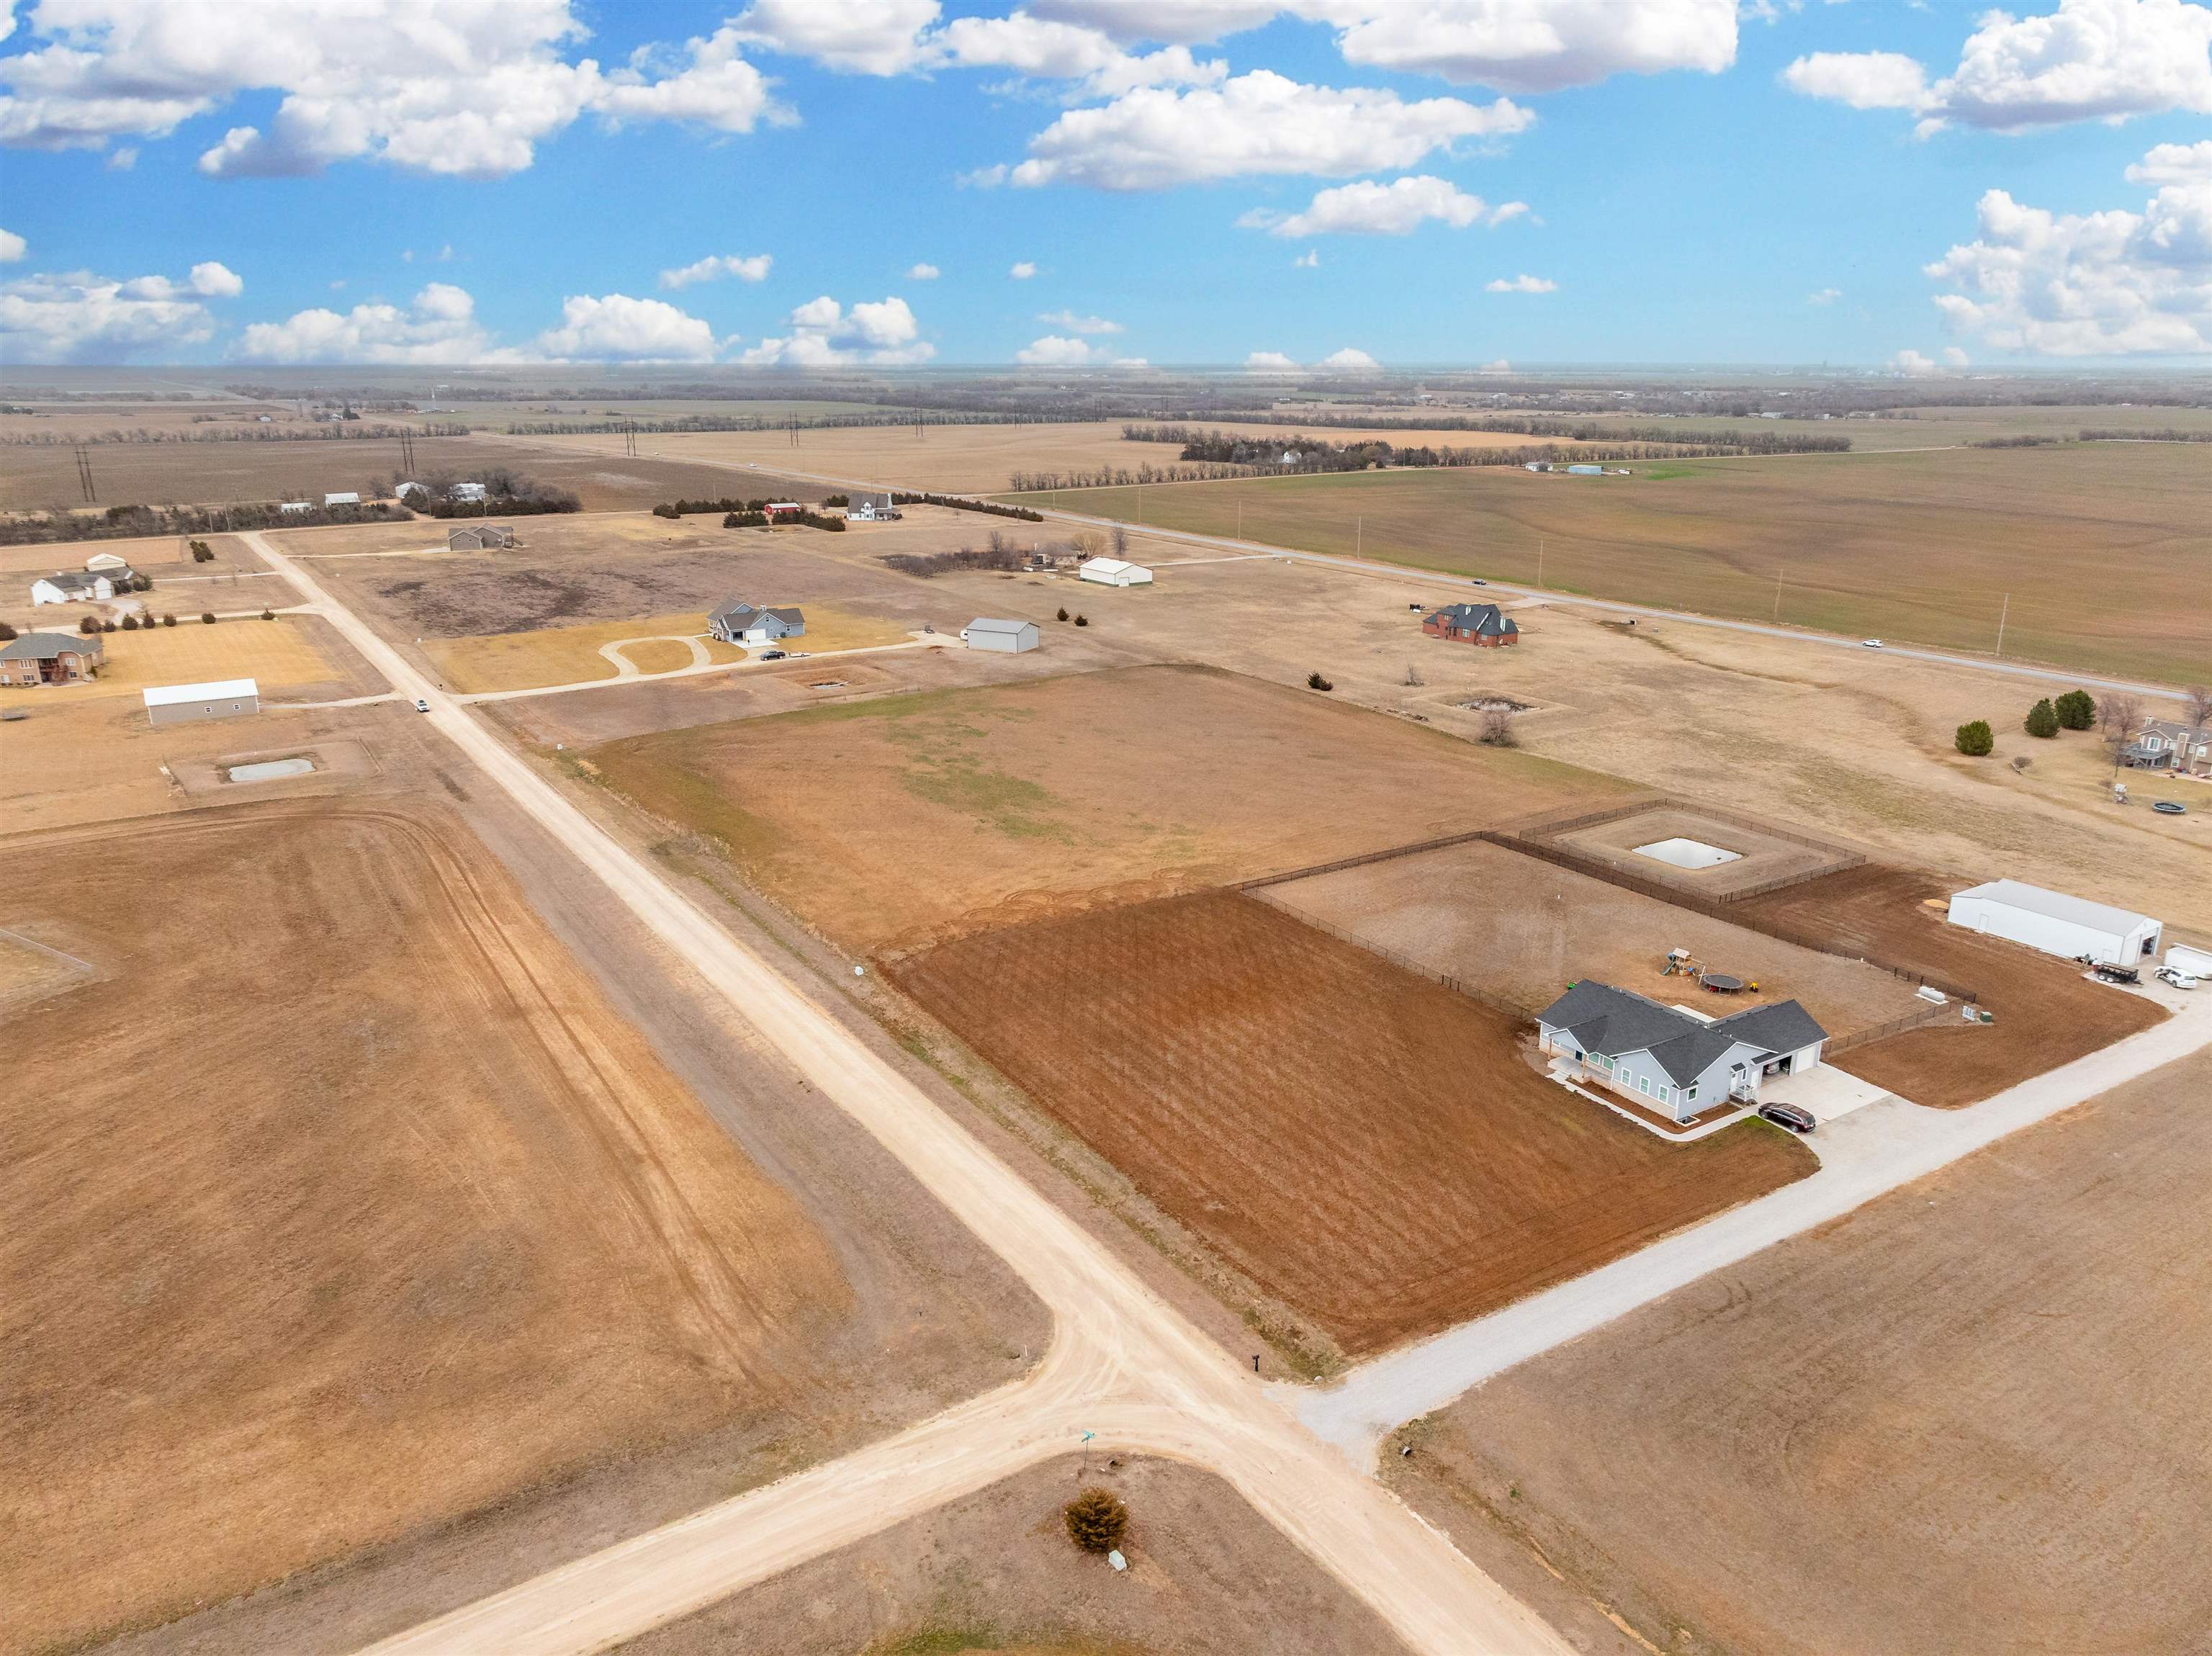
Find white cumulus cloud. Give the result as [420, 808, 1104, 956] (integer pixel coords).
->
[1808, 287, 1841, 305]
[984, 70, 1531, 191]
[1244, 174, 1516, 236]
[660, 253, 774, 289]
[1010, 260, 1039, 278]
[1784, 0, 2212, 135]
[232, 282, 488, 364]
[1294, 248, 1320, 267]
[1322, 0, 1738, 93]
[1889, 348, 1943, 376]
[2128, 140, 2212, 184]
[907, 261, 942, 279]
[1317, 346, 1378, 369]
[1037, 308, 1123, 333]
[524, 292, 719, 361]
[1246, 349, 1301, 371]
[0, 228, 24, 263]
[742, 293, 933, 364]
[1, 261, 243, 362]
[1015, 333, 1109, 364]
[1485, 273, 1556, 292]
[0, 1, 786, 176]
[938, 12, 1225, 96]
[1921, 159, 2212, 355]
[732, 0, 945, 75]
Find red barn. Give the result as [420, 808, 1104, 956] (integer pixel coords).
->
[1422, 603, 1519, 647]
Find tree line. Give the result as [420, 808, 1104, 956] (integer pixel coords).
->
[1122, 419, 1851, 455]
[891, 490, 1043, 521]
[0, 422, 470, 447]
[0, 499, 410, 545]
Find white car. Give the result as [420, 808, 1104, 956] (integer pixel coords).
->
[2155, 965, 2200, 990]
[413, 698, 431, 713]
[1861, 638, 1884, 649]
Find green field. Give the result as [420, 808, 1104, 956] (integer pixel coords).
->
[1016, 443, 2212, 685]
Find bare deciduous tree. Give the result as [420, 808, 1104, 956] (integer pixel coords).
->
[1110, 523, 1130, 558]
[1478, 707, 1516, 747]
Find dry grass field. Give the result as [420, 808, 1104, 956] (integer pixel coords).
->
[1541, 804, 1858, 897]
[583, 663, 1632, 954]
[421, 611, 741, 693]
[622, 1454, 1398, 1656]
[1264, 840, 1926, 1036]
[1026, 443, 2212, 683]
[889, 893, 1813, 1354]
[9, 612, 359, 702]
[0, 802, 847, 1654]
[1390, 1045, 2212, 1656]
[1736, 865, 2165, 1106]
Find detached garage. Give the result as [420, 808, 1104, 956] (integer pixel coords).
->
[1078, 557, 1153, 587]
[961, 618, 1038, 653]
[1946, 878, 2161, 967]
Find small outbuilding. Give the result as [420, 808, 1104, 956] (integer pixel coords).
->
[1, 631, 105, 685]
[143, 677, 259, 726]
[1946, 878, 2161, 968]
[447, 524, 516, 551]
[1422, 603, 1519, 647]
[279, 501, 313, 515]
[449, 482, 488, 503]
[961, 617, 1039, 653]
[84, 551, 132, 572]
[1565, 464, 1604, 477]
[708, 600, 805, 645]
[1078, 557, 1153, 588]
[323, 491, 360, 507]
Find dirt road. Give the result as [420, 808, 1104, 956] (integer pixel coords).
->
[242, 531, 1573, 1656]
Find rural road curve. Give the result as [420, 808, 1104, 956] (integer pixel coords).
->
[457, 637, 937, 703]
[1295, 993, 2212, 1464]
[241, 532, 1573, 1656]
[526, 436, 2195, 702]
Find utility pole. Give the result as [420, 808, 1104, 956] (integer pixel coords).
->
[74, 446, 96, 503]
[1773, 567, 1783, 624]
[1995, 592, 2010, 659]
[1537, 536, 1545, 589]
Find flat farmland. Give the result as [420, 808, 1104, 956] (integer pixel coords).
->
[1025, 443, 2212, 683]
[888, 892, 1813, 1354]
[1735, 865, 2165, 1106]
[0, 802, 847, 1653]
[1390, 1046, 2212, 1656]
[9, 612, 369, 702]
[1264, 840, 1926, 1035]
[422, 612, 742, 693]
[583, 663, 1632, 954]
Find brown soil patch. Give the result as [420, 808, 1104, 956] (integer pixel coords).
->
[0, 802, 846, 1654]
[887, 893, 1813, 1354]
[1392, 1047, 2212, 1656]
[1545, 803, 1857, 897]
[623, 1454, 1398, 1656]
[1735, 865, 2165, 1105]
[1264, 840, 1925, 1036]
[585, 664, 1630, 955]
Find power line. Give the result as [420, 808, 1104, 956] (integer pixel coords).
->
[73, 446, 96, 503]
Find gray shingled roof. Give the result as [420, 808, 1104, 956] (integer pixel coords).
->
[709, 600, 758, 628]
[1536, 980, 1827, 1087]
[0, 631, 100, 660]
[1428, 602, 1516, 636]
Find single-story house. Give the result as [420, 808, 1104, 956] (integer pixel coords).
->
[0, 631, 105, 685]
[708, 600, 805, 645]
[1078, 557, 1153, 588]
[845, 492, 902, 522]
[324, 491, 360, 507]
[1422, 602, 1519, 647]
[30, 567, 128, 606]
[447, 524, 516, 551]
[1947, 878, 2161, 967]
[143, 677, 258, 726]
[2122, 718, 2210, 777]
[961, 617, 1039, 653]
[1536, 981, 1828, 1124]
[449, 482, 488, 503]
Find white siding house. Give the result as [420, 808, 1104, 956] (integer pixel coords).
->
[31, 570, 120, 605]
[708, 601, 805, 645]
[1078, 557, 1153, 587]
[1946, 879, 2161, 967]
[1534, 981, 1828, 1124]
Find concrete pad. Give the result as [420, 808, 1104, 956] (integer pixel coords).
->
[1758, 1062, 1892, 1123]
[1634, 836, 1742, 870]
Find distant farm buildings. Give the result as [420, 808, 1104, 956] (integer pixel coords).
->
[447, 524, 515, 551]
[279, 501, 313, 515]
[1, 631, 104, 685]
[1078, 557, 1152, 587]
[763, 501, 804, 521]
[323, 491, 361, 507]
[30, 564, 133, 606]
[143, 678, 260, 726]
[961, 617, 1039, 653]
[1536, 981, 1828, 1124]
[1422, 603, 1519, 647]
[709, 600, 805, 645]
[449, 482, 488, 503]
[845, 492, 902, 522]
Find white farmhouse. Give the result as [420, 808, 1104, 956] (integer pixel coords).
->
[1077, 557, 1152, 588]
[1946, 879, 2161, 968]
[708, 600, 804, 645]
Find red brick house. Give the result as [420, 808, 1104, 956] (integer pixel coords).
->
[1, 631, 106, 685]
[1422, 602, 1519, 647]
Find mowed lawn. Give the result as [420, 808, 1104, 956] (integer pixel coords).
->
[1018, 444, 2212, 684]
[889, 893, 1814, 1355]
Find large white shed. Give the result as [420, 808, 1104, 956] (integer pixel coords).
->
[961, 618, 1038, 653]
[1946, 878, 2161, 967]
[1078, 557, 1153, 588]
[143, 677, 260, 727]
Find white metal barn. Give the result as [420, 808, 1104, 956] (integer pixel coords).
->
[1078, 557, 1152, 587]
[1946, 878, 2162, 967]
[143, 678, 260, 727]
[961, 618, 1038, 653]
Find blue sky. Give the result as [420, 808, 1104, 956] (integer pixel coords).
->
[2, 0, 2208, 368]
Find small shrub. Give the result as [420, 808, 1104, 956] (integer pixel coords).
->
[0, 621, 14, 641]
[78, 614, 101, 635]
[161, 613, 176, 627]
[120, 613, 139, 631]
[1074, 613, 1089, 626]
[1477, 706, 1516, 747]
[2024, 698, 2059, 738]
[259, 607, 275, 621]
[2010, 755, 2033, 772]
[1063, 1488, 1128, 1554]
[2054, 688, 2096, 730]
[1955, 719, 1994, 757]
[652, 503, 681, 520]
[1307, 670, 1334, 691]
[824, 493, 850, 507]
[200, 611, 217, 625]
[101, 619, 117, 632]
[1056, 607, 1069, 621]
[189, 539, 214, 562]
[130, 572, 153, 591]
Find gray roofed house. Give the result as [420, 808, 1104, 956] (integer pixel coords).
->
[1534, 980, 1827, 1123]
[707, 600, 805, 645]
[30, 566, 130, 606]
[1422, 602, 1519, 647]
[1, 629, 106, 685]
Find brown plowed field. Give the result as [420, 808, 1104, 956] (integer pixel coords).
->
[887, 892, 1813, 1354]
[1735, 865, 2165, 1106]
[1392, 1047, 2212, 1656]
[0, 802, 845, 1654]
